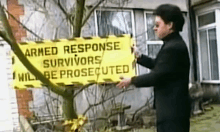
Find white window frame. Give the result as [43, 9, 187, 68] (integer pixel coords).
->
[94, 8, 136, 37]
[196, 6, 220, 83]
[144, 11, 163, 57]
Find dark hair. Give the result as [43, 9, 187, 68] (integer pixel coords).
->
[154, 4, 184, 32]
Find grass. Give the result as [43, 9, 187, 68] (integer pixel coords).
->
[127, 104, 220, 132]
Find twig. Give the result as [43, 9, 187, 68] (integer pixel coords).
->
[83, 88, 133, 115]
[132, 93, 154, 121]
[88, 111, 127, 122]
[32, 0, 49, 14]
[3, 7, 43, 40]
[52, 0, 73, 25]
[82, 0, 105, 27]
[43, 91, 54, 123]
[72, 83, 94, 98]
[57, 0, 69, 17]
[43, 0, 47, 8]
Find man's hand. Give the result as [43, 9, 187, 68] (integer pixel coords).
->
[132, 45, 141, 59]
[116, 77, 131, 89]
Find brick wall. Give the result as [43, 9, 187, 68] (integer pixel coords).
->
[16, 90, 33, 118]
[7, 0, 26, 42]
[7, 0, 33, 118]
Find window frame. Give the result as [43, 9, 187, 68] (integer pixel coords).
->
[94, 8, 136, 37]
[144, 11, 163, 57]
[196, 8, 220, 83]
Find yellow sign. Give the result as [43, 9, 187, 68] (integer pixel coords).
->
[13, 34, 135, 89]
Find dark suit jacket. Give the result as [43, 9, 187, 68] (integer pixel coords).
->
[131, 32, 190, 122]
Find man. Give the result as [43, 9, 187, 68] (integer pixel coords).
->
[117, 4, 190, 132]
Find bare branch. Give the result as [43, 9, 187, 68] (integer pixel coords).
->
[43, 0, 47, 8]
[57, 0, 68, 17]
[73, 0, 85, 37]
[32, 0, 49, 15]
[88, 111, 127, 122]
[83, 88, 134, 115]
[72, 83, 94, 98]
[43, 91, 54, 119]
[132, 93, 154, 121]
[23, 11, 35, 25]
[3, 7, 43, 40]
[52, 0, 73, 25]
[82, 0, 105, 27]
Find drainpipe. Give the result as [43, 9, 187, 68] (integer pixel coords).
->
[186, 0, 198, 83]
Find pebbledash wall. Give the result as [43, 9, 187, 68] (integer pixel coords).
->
[0, 43, 20, 131]
[0, 0, 33, 131]
[0, 0, 21, 131]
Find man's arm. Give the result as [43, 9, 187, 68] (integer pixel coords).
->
[131, 45, 179, 87]
[137, 54, 156, 69]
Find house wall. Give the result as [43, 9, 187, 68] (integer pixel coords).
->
[86, 0, 187, 11]
[0, 45, 14, 132]
[201, 83, 220, 100]
[11, 0, 191, 119]
[192, 0, 220, 102]
[0, 44, 20, 131]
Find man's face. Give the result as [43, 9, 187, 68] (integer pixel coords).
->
[154, 16, 172, 39]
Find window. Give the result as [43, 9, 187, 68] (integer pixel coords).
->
[147, 42, 163, 58]
[198, 12, 215, 27]
[145, 13, 158, 41]
[95, 10, 134, 36]
[145, 13, 163, 59]
[197, 11, 219, 81]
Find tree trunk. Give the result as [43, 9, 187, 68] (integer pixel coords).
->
[63, 89, 78, 131]
[64, 0, 86, 130]
[73, 0, 85, 38]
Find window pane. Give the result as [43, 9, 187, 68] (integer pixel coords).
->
[208, 28, 219, 80]
[148, 44, 161, 58]
[96, 11, 132, 36]
[146, 14, 159, 40]
[198, 12, 215, 27]
[199, 30, 210, 80]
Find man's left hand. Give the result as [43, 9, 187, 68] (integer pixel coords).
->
[116, 77, 131, 89]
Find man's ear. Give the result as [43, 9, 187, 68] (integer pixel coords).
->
[168, 22, 173, 30]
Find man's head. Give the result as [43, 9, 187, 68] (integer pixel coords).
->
[153, 4, 184, 39]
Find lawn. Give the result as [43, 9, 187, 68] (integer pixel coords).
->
[129, 104, 220, 132]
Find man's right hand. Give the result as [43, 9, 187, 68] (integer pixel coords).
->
[132, 45, 141, 59]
